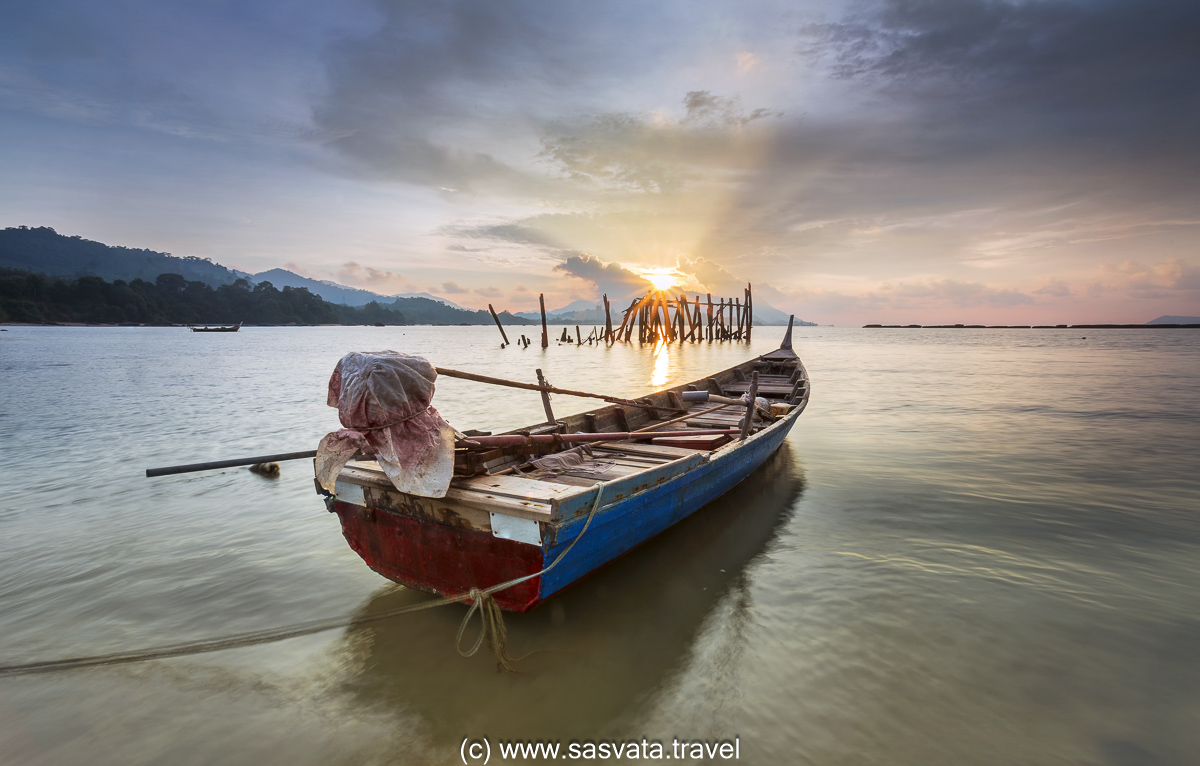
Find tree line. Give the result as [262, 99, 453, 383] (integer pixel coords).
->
[0, 269, 408, 326]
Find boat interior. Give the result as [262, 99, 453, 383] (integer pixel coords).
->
[336, 347, 809, 524]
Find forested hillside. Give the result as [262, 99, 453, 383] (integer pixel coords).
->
[0, 270, 406, 325]
[0, 226, 241, 286]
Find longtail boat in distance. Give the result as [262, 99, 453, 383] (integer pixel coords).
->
[317, 318, 810, 612]
[190, 323, 241, 332]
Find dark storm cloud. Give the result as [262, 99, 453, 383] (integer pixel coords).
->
[313, 0, 709, 192]
[0, 1, 354, 143]
[552, 254, 649, 299]
[799, 0, 1200, 164]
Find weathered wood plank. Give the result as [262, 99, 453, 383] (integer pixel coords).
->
[721, 382, 795, 396]
[592, 442, 698, 459]
[340, 463, 554, 520]
[651, 433, 731, 450]
[443, 487, 554, 520]
[453, 474, 578, 502]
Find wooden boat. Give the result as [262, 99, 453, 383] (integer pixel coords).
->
[190, 323, 241, 332]
[323, 323, 810, 612]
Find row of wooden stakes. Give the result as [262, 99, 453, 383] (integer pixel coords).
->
[488, 285, 755, 348]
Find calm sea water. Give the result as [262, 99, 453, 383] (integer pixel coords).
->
[1, 325, 1198, 765]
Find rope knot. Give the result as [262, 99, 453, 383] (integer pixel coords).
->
[456, 588, 518, 672]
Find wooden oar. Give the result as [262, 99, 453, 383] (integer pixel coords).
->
[146, 450, 317, 477]
[435, 367, 682, 412]
[455, 429, 738, 449]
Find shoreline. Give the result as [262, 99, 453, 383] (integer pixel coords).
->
[864, 323, 1200, 329]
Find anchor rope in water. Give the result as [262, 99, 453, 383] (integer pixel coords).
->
[454, 482, 605, 670]
[0, 483, 606, 677]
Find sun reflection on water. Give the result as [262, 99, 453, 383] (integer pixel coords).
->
[650, 339, 670, 387]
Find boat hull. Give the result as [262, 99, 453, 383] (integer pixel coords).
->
[331, 406, 801, 612]
[335, 501, 544, 610]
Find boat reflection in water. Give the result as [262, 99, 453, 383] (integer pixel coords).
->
[332, 445, 805, 744]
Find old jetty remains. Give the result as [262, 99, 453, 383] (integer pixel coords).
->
[614, 284, 753, 343]
[499, 284, 755, 347]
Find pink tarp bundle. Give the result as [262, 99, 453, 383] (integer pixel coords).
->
[315, 351, 456, 498]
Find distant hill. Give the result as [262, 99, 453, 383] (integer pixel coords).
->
[752, 303, 816, 326]
[250, 268, 390, 307]
[1148, 315, 1200, 324]
[378, 295, 533, 326]
[516, 299, 607, 323]
[250, 268, 469, 310]
[0, 226, 241, 286]
[0, 226, 537, 325]
[0, 268, 405, 326]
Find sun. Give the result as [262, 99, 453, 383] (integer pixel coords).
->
[637, 267, 684, 292]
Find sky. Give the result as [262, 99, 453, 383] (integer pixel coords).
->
[1, 0, 1198, 324]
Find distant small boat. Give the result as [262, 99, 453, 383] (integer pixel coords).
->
[190, 323, 241, 333]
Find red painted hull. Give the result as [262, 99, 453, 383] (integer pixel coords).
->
[334, 500, 545, 612]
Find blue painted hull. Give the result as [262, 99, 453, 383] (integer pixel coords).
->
[538, 407, 802, 601]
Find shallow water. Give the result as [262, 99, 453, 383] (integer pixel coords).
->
[1, 326, 1198, 765]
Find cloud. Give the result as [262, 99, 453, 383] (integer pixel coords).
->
[537, 92, 779, 195]
[475, 286, 503, 298]
[878, 278, 1034, 308]
[677, 256, 746, 295]
[1034, 280, 1072, 298]
[439, 281, 468, 294]
[334, 261, 416, 294]
[798, 0, 1200, 166]
[1093, 258, 1200, 301]
[443, 221, 566, 249]
[312, 1, 742, 194]
[552, 253, 649, 300]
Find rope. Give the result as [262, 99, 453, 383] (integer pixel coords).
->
[353, 405, 433, 431]
[0, 483, 607, 677]
[454, 482, 605, 670]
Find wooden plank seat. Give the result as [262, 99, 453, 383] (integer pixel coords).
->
[721, 382, 796, 396]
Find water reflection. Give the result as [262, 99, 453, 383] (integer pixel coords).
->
[649, 339, 670, 387]
[335, 445, 805, 745]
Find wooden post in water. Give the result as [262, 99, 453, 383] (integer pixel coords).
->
[620, 299, 632, 342]
[659, 293, 673, 342]
[735, 298, 743, 340]
[706, 293, 714, 340]
[745, 283, 753, 341]
[535, 368, 555, 423]
[539, 294, 549, 348]
[679, 295, 694, 341]
[487, 304, 510, 346]
[603, 294, 612, 343]
[576, 325, 582, 345]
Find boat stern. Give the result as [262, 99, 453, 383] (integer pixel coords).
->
[328, 479, 549, 612]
